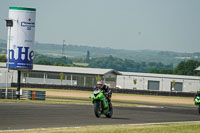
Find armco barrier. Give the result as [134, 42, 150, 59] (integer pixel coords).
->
[11, 83, 92, 91]
[11, 83, 196, 97]
[111, 88, 196, 97]
[0, 89, 17, 99]
[27, 90, 46, 100]
[0, 89, 46, 100]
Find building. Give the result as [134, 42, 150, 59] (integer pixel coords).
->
[1, 62, 200, 92]
[117, 72, 200, 92]
[195, 66, 200, 71]
[0, 63, 121, 88]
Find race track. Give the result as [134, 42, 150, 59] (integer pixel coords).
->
[0, 102, 200, 130]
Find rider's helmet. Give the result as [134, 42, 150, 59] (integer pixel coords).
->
[97, 80, 104, 89]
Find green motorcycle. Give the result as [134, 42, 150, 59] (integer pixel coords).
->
[90, 89, 113, 118]
[194, 96, 200, 114]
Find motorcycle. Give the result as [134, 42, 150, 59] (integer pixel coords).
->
[90, 89, 113, 118]
[194, 96, 200, 114]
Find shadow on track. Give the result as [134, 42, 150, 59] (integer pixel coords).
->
[101, 117, 130, 120]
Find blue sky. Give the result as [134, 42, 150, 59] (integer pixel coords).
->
[0, 0, 200, 52]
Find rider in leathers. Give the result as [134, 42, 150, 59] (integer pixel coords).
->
[96, 80, 112, 103]
[194, 88, 200, 105]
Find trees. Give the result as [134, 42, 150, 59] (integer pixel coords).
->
[149, 60, 200, 76]
[86, 50, 90, 63]
[31, 54, 200, 76]
[88, 56, 172, 72]
[0, 55, 6, 62]
[35, 60, 51, 65]
[149, 68, 173, 74]
[173, 60, 200, 76]
[34, 54, 72, 66]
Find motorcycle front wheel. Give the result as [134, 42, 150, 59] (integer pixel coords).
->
[94, 102, 101, 118]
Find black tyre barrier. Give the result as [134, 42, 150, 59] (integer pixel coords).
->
[0, 88, 46, 100]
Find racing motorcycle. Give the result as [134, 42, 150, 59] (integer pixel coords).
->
[90, 89, 113, 118]
[194, 96, 200, 114]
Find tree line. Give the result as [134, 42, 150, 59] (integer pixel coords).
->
[150, 60, 200, 76]
[88, 55, 173, 72]
[0, 54, 200, 76]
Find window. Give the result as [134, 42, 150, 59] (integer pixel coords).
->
[47, 73, 60, 79]
[148, 80, 160, 90]
[171, 82, 183, 91]
[29, 72, 44, 78]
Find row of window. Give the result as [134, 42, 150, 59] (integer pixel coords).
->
[148, 80, 183, 91]
[22, 72, 116, 88]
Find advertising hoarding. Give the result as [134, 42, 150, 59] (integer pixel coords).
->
[7, 7, 36, 70]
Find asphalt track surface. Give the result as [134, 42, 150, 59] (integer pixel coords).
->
[0, 102, 200, 130]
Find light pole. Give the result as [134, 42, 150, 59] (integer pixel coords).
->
[62, 40, 66, 56]
[5, 19, 13, 99]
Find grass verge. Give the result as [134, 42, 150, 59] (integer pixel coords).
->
[2, 87, 192, 100]
[0, 88, 194, 107]
[1, 122, 200, 133]
[73, 62, 89, 67]
[0, 99, 90, 105]
[47, 95, 195, 107]
[0, 98, 149, 108]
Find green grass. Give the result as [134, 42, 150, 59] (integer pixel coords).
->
[0, 88, 194, 107]
[0, 96, 193, 109]
[1, 122, 200, 133]
[47, 95, 195, 107]
[0, 98, 149, 108]
[73, 62, 89, 67]
[0, 99, 91, 105]
[2, 87, 192, 100]
[111, 98, 194, 107]
[112, 92, 193, 100]
[47, 94, 194, 107]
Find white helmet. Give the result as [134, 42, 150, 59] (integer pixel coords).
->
[97, 80, 104, 88]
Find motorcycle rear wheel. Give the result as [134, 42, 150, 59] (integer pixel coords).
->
[105, 103, 113, 118]
[198, 104, 200, 114]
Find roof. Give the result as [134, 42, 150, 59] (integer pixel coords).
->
[33, 65, 121, 75]
[120, 71, 200, 80]
[195, 66, 200, 71]
[0, 63, 121, 75]
[1, 62, 199, 79]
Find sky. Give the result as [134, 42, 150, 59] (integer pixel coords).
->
[0, 0, 200, 52]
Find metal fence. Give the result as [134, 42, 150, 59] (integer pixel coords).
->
[111, 88, 196, 97]
[0, 89, 46, 100]
[0, 89, 17, 99]
[11, 83, 196, 97]
[27, 90, 46, 100]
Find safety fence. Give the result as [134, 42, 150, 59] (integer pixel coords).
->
[11, 83, 196, 97]
[111, 88, 196, 97]
[0, 89, 46, 100]
[11, 83, 92, 91]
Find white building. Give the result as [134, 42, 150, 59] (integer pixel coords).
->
[117, 72, 200, 92]
[195, 66, 200, 71]
[0, 63, 120, 88]
[1, 62, 200, 92]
